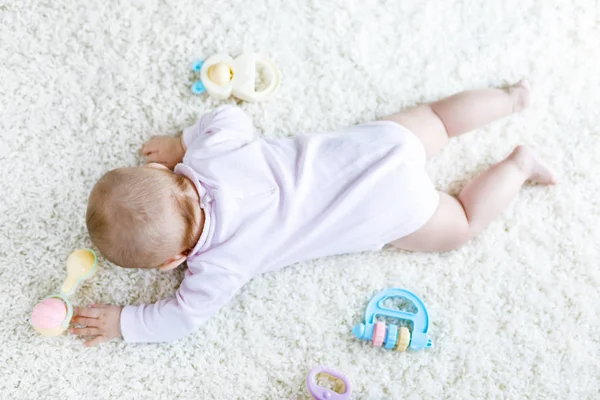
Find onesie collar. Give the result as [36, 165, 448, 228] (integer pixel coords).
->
[174, 163, 212, 259]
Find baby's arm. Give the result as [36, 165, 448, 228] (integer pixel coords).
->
[119, 263, 246, 343]
[140, 105, 254, 168]
[73, 262, 247, 345]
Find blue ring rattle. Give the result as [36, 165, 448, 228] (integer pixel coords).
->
[352, 288, 432, 351]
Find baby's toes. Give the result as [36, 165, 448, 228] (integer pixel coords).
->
[509, 79, 532, 113]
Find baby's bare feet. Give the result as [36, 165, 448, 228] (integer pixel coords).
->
[510, 145, 558, 185]
[507, 79, 531, 113]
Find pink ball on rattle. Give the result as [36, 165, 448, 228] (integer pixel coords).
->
[31, 298, 68, 336]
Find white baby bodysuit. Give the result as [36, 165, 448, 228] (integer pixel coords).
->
[120, 105, 439, 342]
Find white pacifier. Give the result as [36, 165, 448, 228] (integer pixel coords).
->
[191, 53, 281, 102]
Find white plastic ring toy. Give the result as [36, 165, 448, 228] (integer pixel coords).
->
[191, 53, 281, 102]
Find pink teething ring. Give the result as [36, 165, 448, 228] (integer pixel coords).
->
[372, 321, 386, 347]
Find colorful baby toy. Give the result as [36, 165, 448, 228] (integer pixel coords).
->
[30, 249, 98, 336]
[352, 288, 432, 351]
[306, 366, 352, 400]
[190, 53, 281, 102]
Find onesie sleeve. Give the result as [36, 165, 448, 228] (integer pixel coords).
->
[119, 262, 247, 343]
[181, 105, 256, 152]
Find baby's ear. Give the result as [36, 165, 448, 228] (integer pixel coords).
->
[158, 254, 187, 271]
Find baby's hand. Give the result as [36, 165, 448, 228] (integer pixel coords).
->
[70, 304, 123, 347]
[140, 135, 186, 169]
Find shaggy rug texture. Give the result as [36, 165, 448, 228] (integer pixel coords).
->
[1, 0, 598, 398]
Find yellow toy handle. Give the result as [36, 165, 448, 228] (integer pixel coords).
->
[60, 248, 98, 296]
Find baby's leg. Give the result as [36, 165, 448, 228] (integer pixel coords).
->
[391, 146, 557, 252]
[383, 80, 531, 160]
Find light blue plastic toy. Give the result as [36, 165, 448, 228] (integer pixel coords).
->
[352, 288, 432, 351]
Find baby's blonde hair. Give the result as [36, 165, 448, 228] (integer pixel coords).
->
[86, 167, 198, 269]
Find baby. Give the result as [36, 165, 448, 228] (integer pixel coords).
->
[72, 80, 557, 346]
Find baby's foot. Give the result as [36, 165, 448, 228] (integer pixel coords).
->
[510, 145, 558, 185]
[507, 79, 532, 113]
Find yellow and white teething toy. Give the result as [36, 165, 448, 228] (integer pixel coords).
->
[191, 53, 281, 102]
[30, 249, 98, 336]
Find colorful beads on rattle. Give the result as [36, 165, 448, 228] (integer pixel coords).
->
[352, 288, 432, 352]
[372, 321, 386, 347]
[359, 320, 412, 351]
[396, 327, 411, 352]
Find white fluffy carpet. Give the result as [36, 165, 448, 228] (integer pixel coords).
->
[1, 0, 599, 398]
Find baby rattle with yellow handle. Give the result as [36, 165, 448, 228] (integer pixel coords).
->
[30, 249, 98, 336]
[191, 53, 281, 102]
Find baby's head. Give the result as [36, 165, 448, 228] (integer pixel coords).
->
[86, 164, 200, 270]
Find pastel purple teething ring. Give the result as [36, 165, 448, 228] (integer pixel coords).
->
[306, 365, 352, 400]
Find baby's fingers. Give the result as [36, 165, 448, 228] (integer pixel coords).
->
[84, 335, 108, 347]
[70, 327, 101, 336]
[144, 152, 163, 163]
[140, 146, 156, 157]
[74, 307, 101, 318]
[140, 139, 159, 156]
[89, 303, 109, 309]
[72, 316, 100, 327]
